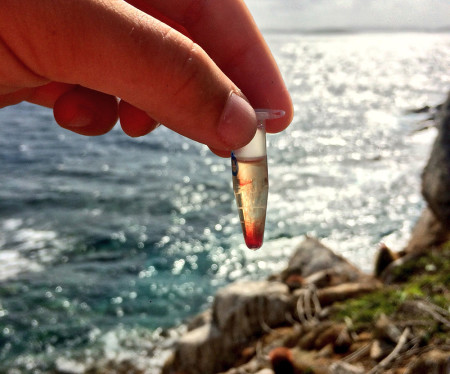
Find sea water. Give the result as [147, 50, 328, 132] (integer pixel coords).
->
[0, 32, 449, 372]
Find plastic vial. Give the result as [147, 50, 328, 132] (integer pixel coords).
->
[231, 109, 285, 249]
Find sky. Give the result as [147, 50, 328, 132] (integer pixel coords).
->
[244, 0, 450, 31]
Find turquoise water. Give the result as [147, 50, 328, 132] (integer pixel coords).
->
[0, 32, 449, 372]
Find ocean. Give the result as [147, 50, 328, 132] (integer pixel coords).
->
[0, 32, 449, 373]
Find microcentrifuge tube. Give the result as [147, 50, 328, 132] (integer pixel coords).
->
[231, 109, 285, 249]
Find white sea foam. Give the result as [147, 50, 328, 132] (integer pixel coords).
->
[0, 220, 63, 280]
[0, 250, 43, 281]
[87, 325, 186, 373]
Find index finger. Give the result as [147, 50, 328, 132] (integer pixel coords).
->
[127, 0, 293, 133]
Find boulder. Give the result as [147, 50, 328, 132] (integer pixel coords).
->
[280, 237, 371, 285]
[162, 323, 225, 374]
[403, 207, 450, 255]
[212, 280, 290, 343]
[422, 92, 450, 228]
[186, 309, 211, 331]
[164, 281, 290, 374]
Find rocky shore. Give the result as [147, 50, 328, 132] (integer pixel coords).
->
[53, 94, 450, 374]
[160, 94, 450, 374]
[159, 236, 449, 374]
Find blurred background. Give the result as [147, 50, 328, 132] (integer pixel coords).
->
[0, 0, 449, 372]
[246, 0, 450, 31]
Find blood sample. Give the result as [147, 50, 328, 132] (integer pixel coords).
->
[231, 109, 285, 249]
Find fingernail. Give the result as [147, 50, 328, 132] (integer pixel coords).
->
[217, 92, 257, 149]
[64, 105, 94, 128]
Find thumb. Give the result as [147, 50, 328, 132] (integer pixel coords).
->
[1, 0, 257, 150]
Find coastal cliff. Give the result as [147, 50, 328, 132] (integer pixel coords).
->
[160, 236, 449, 374]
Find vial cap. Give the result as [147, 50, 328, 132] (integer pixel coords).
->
[233, 109, 285, 160]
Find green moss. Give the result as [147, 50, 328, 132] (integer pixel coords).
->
[401, 283, 424, 299]
[332, 242, 450, 330]
[431, 294, 449, 310]
[332, 288, 400, 329]
[390, 244, 450, 283]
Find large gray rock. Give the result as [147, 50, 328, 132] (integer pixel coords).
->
[164, 281, 290, 374]
[422, 92, 450, 227]
[212, 280, 290, 343]
[280, 237, 370, 284]
[403, 207, 450, 254]
[163, 323, 225, 374]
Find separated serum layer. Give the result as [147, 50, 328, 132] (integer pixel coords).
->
[231, 109, 284, 249]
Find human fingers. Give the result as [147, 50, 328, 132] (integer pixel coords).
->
[0, 88, 34, 108]
[29, 84, 167, 138]
[208, 146, 231, 158]
[53, 86, 119, 136]
[1, 0, 257, 151]
[27, 82, 76, 108]
[119, 100, 159, 137]
[0, 82, 122, 135]
[126, 0, 293, 133]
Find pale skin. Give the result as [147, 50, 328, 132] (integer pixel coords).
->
[0, 0, 293, 157]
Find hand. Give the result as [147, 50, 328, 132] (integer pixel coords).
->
[0, 0, 292, 156]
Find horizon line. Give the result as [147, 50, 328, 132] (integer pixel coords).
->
[260, 26, 450, 35]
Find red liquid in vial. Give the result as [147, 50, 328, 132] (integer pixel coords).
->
[232, 156, 268, 249]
